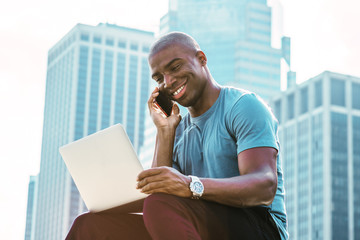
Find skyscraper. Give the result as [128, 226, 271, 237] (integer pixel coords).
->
[269, 71, 360, 240]
[24, 175, 38, 240]
[34, 23, 154, 239]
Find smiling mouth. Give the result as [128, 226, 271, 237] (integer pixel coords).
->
[173, 84, 185, 96]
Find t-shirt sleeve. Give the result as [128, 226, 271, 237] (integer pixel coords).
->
[227, 93, 279, 155]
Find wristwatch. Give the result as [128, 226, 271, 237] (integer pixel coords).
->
[189, 175, 204, 199]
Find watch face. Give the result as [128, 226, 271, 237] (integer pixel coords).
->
[193, 182, 204, 194]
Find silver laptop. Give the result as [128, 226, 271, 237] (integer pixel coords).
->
[59, 124, 147, 213]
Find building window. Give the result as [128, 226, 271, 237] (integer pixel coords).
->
[126, 55, 138, 144]
[352, 82, 360, 110]
[314, 80, 322, 108]
[93, 36, 102, 44]
[88, 48, 101, 135]
[106, 38, 114, 46]
[101, 51, 114, 129]
[130, 43, 139, 51]
[115, 53, 126, 124]
[80, 33, 89, 41]
[331, 112, 348, 239]
[142, 45, 150, 52]
[353, 116, 360, 240]
[274, 100, 281, 124]
[331, 78, 345, 106]
[300, 87, 309, 114]
[287, 93, 294, 120]
[118, 40, 126, 48]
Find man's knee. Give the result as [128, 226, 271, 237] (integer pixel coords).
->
[144, 193, 183, 213]
[71, 212, 97, 229]
[143, 193, 202, 240]
[143, 193, 186, 221]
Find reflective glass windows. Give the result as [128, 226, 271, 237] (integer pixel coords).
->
[331, 112, 348, 239]
[126, 55, 138, 143]
[287, 93, 294, 120]
[130, 43, 139, 51]
[274, 100, 281, 123]
[75, 45, 88, 140]
[139, 57, 150, 147]
[312, 113, 323, 239]
[352, 82, 360, 110]
[93, 35, 102, 44]
[300, 87, 309, 114]
[314, 80, 322, 108]
[88, 48, 101, 134]
[331, 79, 345, 106]
[118, 40, 126, 48]
[283, 125, 296, 237]
[101, 51, 114, 129]
[115, 53, 126, 124]
[353, 116, 360, 240]
[297, 119, 310, 239]
[80, 33, 89, 41]
[106, 38, 114, 46]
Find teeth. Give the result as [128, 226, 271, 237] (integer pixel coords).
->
[173, 85, 185, 96]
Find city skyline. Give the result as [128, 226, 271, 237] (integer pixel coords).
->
[1, 0, 360, 239]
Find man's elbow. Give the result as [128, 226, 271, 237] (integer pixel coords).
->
[260, 172, 277, 206]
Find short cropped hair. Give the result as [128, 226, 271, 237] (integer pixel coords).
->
[149, 32, 201, 59]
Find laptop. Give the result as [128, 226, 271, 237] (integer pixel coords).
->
[59, 124, 147, 213]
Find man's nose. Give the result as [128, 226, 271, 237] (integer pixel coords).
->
[164, 74, 175, 89]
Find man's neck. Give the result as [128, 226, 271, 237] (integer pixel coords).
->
[188, 82, 221, 118]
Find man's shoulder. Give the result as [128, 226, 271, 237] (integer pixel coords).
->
[221, 86, 249, 98]
[221, 86, 258, 111]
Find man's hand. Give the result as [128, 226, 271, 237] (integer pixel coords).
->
[148, 87, 181, 131]
[137, 166, 192, 198]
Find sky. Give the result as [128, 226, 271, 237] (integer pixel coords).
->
[0, 0, 359, 239]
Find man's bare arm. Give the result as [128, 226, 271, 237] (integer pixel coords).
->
[137, 147, 278, 208]
[200, 147, 278, 207]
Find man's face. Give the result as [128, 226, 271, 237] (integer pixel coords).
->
[149, 44, 207, 107]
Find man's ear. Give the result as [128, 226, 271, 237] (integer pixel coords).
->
[196, 51, 207, 66]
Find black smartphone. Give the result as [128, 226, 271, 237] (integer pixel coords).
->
[155, 91, 173, 117]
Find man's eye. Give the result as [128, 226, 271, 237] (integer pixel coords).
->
[171, 64, 181, 71]
[155, 77, 163, 83]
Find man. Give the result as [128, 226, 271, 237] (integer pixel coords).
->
[66, 32, 288, 240]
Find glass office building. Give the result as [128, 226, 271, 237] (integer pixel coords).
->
[270, 71, 360, 240]
[24, 175, 38, 240]
[33, 23, 154, 239]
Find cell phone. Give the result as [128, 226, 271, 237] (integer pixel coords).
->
[155, 91, 173, 117]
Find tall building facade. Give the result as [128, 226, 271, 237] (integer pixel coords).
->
[140, 0, 291, 170]
[269, 71, 360, 240]
[24, 175, 38, 240]
[34, 23, 154, 239]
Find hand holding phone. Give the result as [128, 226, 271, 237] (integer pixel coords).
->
[154, 91, 174, 117]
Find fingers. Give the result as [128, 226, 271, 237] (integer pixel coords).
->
[140, 182, 169, 195]
[136, 167, 192, 197]
[172, 103, 179, 115]
[137, 166, 169, 181]
[147, 87, 159, 109]
[136, 173, 164, 189]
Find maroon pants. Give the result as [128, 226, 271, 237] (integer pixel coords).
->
[66, 193, 280, 240]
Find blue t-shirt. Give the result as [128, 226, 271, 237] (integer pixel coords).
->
[173, 87, 288, 239]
